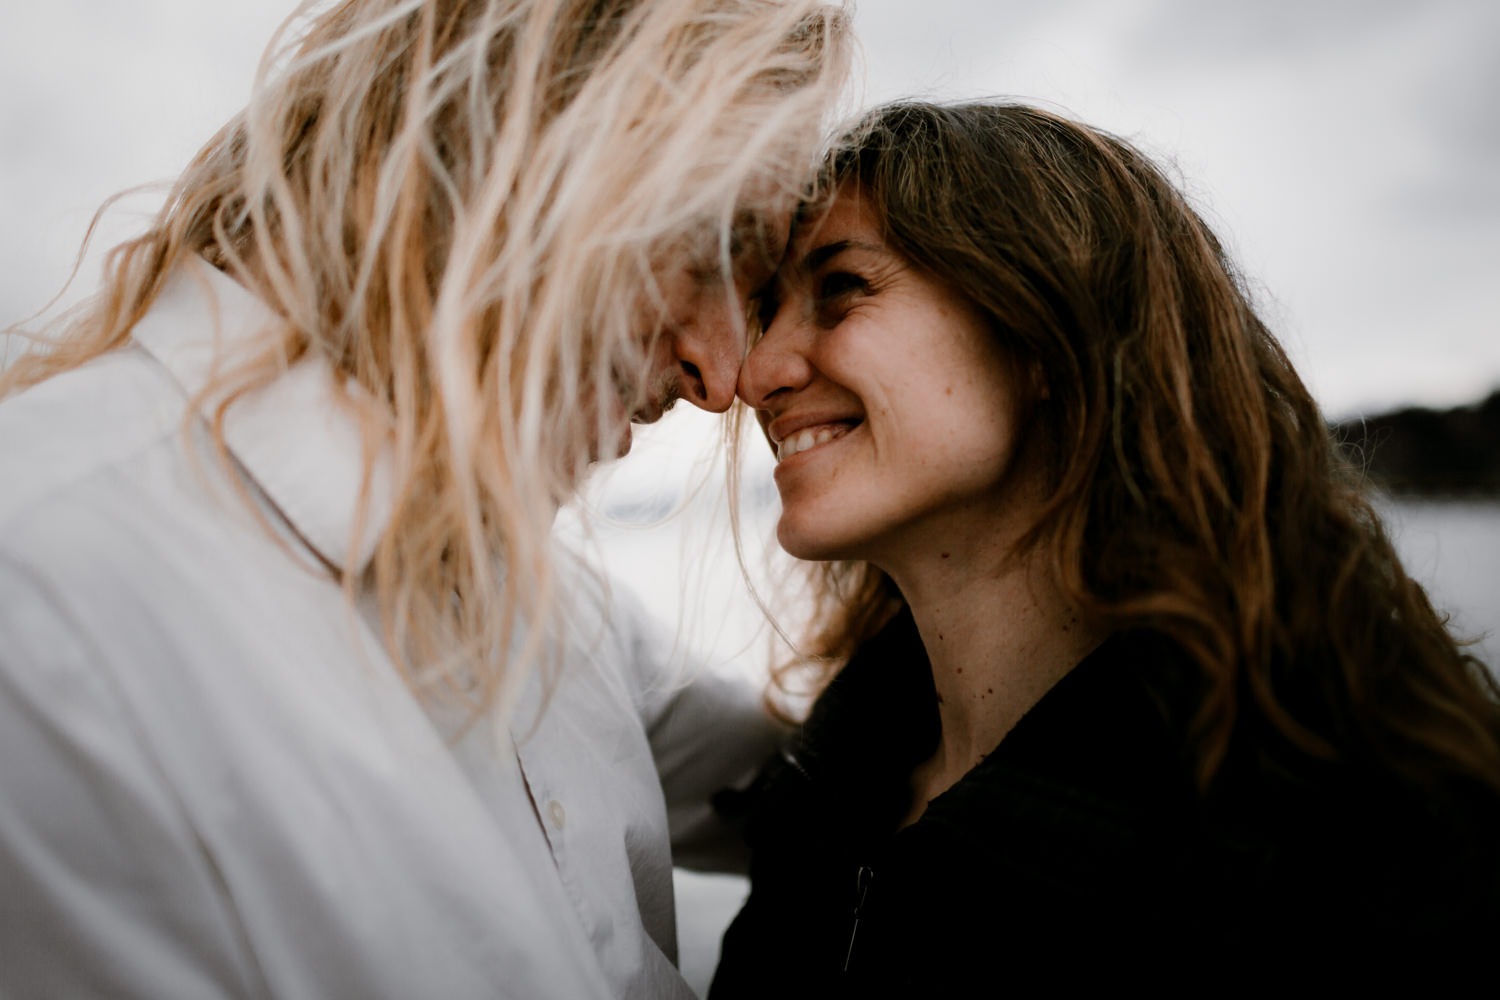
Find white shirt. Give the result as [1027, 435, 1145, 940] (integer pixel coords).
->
[0, 261, 779, 999]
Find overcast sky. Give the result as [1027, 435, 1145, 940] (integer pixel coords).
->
[3, 0, 1497, 422]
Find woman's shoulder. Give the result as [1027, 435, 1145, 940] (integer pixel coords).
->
[1204, 744, 1500, 914]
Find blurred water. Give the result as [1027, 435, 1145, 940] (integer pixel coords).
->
[1379, 499, 1500, 673]
[608, 496, 1500, 997]
[587, 494, 1500, 686]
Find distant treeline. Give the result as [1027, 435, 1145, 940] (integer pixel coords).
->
[1333, 389, 1500, 498]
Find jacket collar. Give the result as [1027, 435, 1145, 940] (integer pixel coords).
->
[132, 257, 394, 574]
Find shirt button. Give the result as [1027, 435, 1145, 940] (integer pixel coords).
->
[547, 800, 567, 829]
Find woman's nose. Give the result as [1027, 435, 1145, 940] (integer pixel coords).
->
[737, 311, 810, 411]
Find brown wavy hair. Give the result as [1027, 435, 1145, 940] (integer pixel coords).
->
[769, 99, 1500, 800]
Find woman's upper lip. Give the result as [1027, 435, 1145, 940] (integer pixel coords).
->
[764, 410, 862, 446]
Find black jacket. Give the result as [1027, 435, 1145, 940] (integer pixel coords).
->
[708, 610, 1500, 998]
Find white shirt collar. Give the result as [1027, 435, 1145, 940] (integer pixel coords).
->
[132, 257, 394, 573]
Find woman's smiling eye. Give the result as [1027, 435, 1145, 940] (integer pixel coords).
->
[817, 271, 867, 300]
[813, 270, 868, 325]
[752, 284, 781, 334]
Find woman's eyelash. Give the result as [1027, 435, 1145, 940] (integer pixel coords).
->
[751, 270, 867, 332]
[752, 286, 781, 330]
[817, 271, 867, 300]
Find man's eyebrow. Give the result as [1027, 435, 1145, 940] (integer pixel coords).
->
[689, 216, 772, 283]
[730, 213, 776, 257]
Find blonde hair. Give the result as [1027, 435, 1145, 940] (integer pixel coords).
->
[3, 0, 851, 718]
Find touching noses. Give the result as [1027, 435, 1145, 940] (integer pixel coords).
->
[737, 310, 810, 411]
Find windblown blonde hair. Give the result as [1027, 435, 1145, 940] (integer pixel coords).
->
[2, 0, 851, 718]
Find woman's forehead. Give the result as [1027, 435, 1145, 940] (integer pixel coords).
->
[788, 187, 886, 263]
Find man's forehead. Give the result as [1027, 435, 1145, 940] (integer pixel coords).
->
[731, 209, 791, 261]
[665, 209, 788, 274]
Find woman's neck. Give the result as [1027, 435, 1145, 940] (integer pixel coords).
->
[889, 548, 1105, 826]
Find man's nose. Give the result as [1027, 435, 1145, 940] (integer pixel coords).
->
[673, 296, 744, 413]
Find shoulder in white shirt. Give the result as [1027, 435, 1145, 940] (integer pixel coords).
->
[0, 261, 781, 1000]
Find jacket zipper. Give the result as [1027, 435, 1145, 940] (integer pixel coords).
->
[843, 865, 876, 974]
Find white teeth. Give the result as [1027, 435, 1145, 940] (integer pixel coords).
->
[778, 423, 851, 461]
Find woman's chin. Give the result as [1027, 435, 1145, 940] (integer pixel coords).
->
[776, 518, 851, 563]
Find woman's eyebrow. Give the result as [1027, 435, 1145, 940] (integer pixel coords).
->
[799, 238, 884, 273]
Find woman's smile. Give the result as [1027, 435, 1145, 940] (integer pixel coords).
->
[739, 184, 1041, 568]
